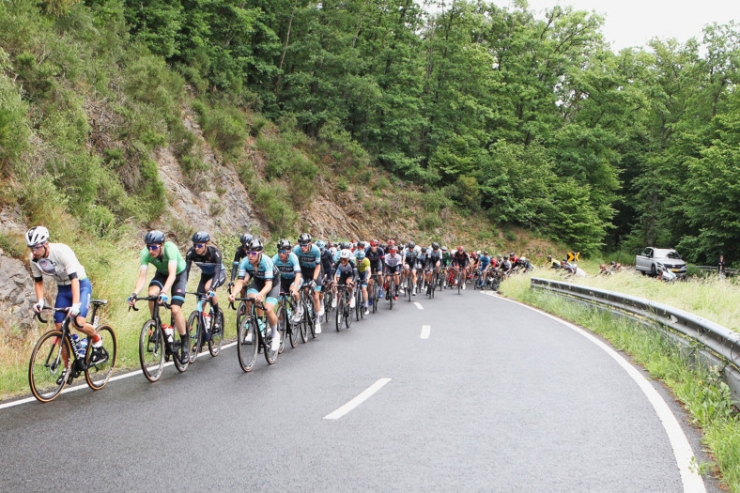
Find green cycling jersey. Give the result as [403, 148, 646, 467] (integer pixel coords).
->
[140, 241, 187, 275]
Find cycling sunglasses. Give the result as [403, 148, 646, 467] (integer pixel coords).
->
[194, 243, 205, 249]
[147, 244, 161, 251]
[248, 251, 261, 256]
[278, 249, 290, 254]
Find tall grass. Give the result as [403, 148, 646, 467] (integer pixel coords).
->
[502, 272, 740, 491]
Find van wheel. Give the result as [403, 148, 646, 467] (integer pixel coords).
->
[650, 265, 656, 277]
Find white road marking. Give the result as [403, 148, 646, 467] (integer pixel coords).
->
[495, 295, 706, 493]
[323, 378, 392, 420]
[1, 341, 238, 411]
[414, 302, 424, 310]
[420, 325, 431, 339]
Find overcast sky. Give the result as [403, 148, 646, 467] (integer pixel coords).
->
[518, 0, 740, 51]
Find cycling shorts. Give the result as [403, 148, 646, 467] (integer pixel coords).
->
[150, 270, 187, 307]
[300, 267, 322, 292]
[246, 278, 279, 306]
[385, 265, 401, 275]
[197, 270, 226, 296]
[358, 269, 369, 287]
[54, 278, 92, 324]
[280, 276, 300, 294]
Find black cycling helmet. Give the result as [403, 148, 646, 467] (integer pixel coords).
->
[250, 239, 264, 251]
[145, 230, 166, 244]
[509, 252, 515, 257]
[407, 241, 415, 249]
[277, 239, 292, 250]
[240, 234, 253, 247]
[298, 232, 312, 245]
[432, 242, 440, 250]
[192, 231, 210, 243]
[340, 242, 350, 250]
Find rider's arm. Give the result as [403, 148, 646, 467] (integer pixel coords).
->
[184, 248, 194, 281]
[161, 260, 178, 295]
[210, 248, 224, 290]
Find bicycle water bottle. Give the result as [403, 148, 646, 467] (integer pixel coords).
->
[71, 334, 85, 358]
[257, 317, 266, 336]
[203, 311, 212, 329]
[162, 324, 174, 343]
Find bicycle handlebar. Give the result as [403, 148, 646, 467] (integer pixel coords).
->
[128, 296, 172, 312]
[34, 305, 64, 324]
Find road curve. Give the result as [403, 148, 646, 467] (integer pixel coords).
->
[0, 288, 719, 492]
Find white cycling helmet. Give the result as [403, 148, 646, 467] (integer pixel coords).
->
[340, 249, 352, 260]
[26, 226, 50, 247]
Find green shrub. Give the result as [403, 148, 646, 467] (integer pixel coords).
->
[419, 214, 442, 232]
[253, 183, 297, 237]
[337, 177, 349, 192]
[373, 177, 390, 191]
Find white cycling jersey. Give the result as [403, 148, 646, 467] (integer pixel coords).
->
[29, 243, 88, 286]
[383, 253, 403, 267]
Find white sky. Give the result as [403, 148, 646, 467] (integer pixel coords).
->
[519, 0, 740, 51]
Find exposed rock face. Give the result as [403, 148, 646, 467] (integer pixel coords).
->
[0, 253, 39, 329]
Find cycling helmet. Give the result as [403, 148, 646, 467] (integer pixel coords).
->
[192, 231, 210, 243]
[340, 242, 350, 250]
[407, 241, 415, 249]
[26, 226, 50, 247]
[298, 232, 312, 244]
[389, 246, 398, 253]
[441, 246, 448, 252]
[387, 239, 396, 247]
[250, 239, 264, 251]
[547, 255, 552, 259]
[144, 230, 166, 245]
[240, 234, 253, 247]
[483, 251, 488, 256]
[359, 241, 367, 249]
[355, 249, 366, 260]
[315, 240, 326, 249]
[610, 260, 616, 265]
[432, 242, 440, 250]
[476, 250, 481, 256]
[339, 249, 352, 260]
[277, 239, 292, 250]
[509, 252, 515, 257]
[458, 246, 464, 252]
[370, 239, 379, 247]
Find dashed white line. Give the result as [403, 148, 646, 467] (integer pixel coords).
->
[323, 378, 392, 420]
[414, 302, 424, 310]
[420, 325, 431, 339]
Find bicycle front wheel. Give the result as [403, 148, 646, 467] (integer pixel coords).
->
[29, 330, 71, 403]
[305, 299, 316, 339]
[173, 324, 191, 374]
[345, 296, 352, 329]
[208, 307, 224, 357]
[263, 316, 278, 365]
[85, 324, 117, 391]
[372, 281, 379, 313]
[139, 320, 165, 382]
[237, 310, 258, 372]
[336, 295, 344, 331]
[276, 306, 287, 354]
[187, 311, 202, 364]
[288, 302, 300, 348]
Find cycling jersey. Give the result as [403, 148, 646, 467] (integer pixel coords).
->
[140, 241, 187, 275]
[479, 255, 491, 271]
[293, 244, 321, 269]
[365, 246, 385, 272]
[383, 252, 403, 267]
[320, 249, 335, 280]
[272, 252, 301, 280]
[452, 251, 470, 268]
[426, 248, 442, 263]
[237, 254, 279, 283]
[185, 245, 225, 289]
[30, 243, 88, 286]
[334, 261, 358, 284]
[442, 252, 452, 267]
[356, 257, 370, 274]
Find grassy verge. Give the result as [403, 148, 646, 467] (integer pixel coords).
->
[501, 273, 740, 491]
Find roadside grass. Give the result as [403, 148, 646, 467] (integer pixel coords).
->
[525, 261, 740, 332]
[502, 273, 740, 491]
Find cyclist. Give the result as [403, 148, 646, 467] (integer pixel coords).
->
[355, 247, 371, 314]
[451, 246, 470, 289]
[477, 251, 491, 288]
[401, 241, 421, 295]
[128, 230, 189, 363]
[228, 239, 281, 352]
[334, 249, 359, 308]
[423, 242, 443, 294]
[230, 233, 254, 293]
[293, 233, 323, 334]
[316, 240, 334, 313]
[272, 239, 303, 322]
[383, 241, 403, 300]
[546, 255, 561, 270]
[185, 231, 225, 340]
[365, 239, 385, 300]
[27, 226, 106, 372]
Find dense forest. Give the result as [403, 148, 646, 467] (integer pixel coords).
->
[1, 0, 739, 260]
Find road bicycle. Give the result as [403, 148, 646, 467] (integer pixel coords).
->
[277, 290, 301, 349]
[354, 281, 365, 321]
[231, 296, 279, 372]
[185, 292, 224, 362]
[335, 284, 354, 331]
[321, 277, 334, 324]
[369, 273, 382, 314]
[385, 273, 397, 310]
[132, 296, 190, 382]
[299, 281, 317, 341]
[472, 268, 483, 290]
[28, 302, 116, 403]
[406, 271, 414, 302]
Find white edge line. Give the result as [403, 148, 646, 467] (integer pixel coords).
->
[493, 294, 706, 493]
[323, 378, 392, 420]
[0, 341, 238, 411]
[420, 325, 431, 339]
[414, 302, 424, 310]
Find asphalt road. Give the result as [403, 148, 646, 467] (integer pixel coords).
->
[0, 287, 720, 492]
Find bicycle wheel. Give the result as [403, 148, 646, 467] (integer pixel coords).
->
[173, 324, 191, 373]
[186, 311, 202, 364]
[305, 299, 316, 339]
[355, 288, 361, 321]
[139, 320, 165, 382]
[208, 307, 224, 357]
[371, 280, 379, 313]
[299, 300, 309, 343]
[345, 295, 352, 329]
[263, 316, 278, 365]
[389, 279, 394, 310]
[407, 276, 413, 302]
[29, 330, 71, 403]
[336, 293, 344, 331]
[457, 271, 462, 295]
[276, 305, 287, 354]
[236, 310, 258, 372]
[85, 324, 117, 391]
[288, 301, 300, 348]
[473, 271, 481, 290]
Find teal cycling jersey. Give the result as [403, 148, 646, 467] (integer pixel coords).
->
[272, 252, 301, 280]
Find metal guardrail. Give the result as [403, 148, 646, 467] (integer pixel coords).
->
[694, 265, 738, 276]
[530, 277, 740, 404]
